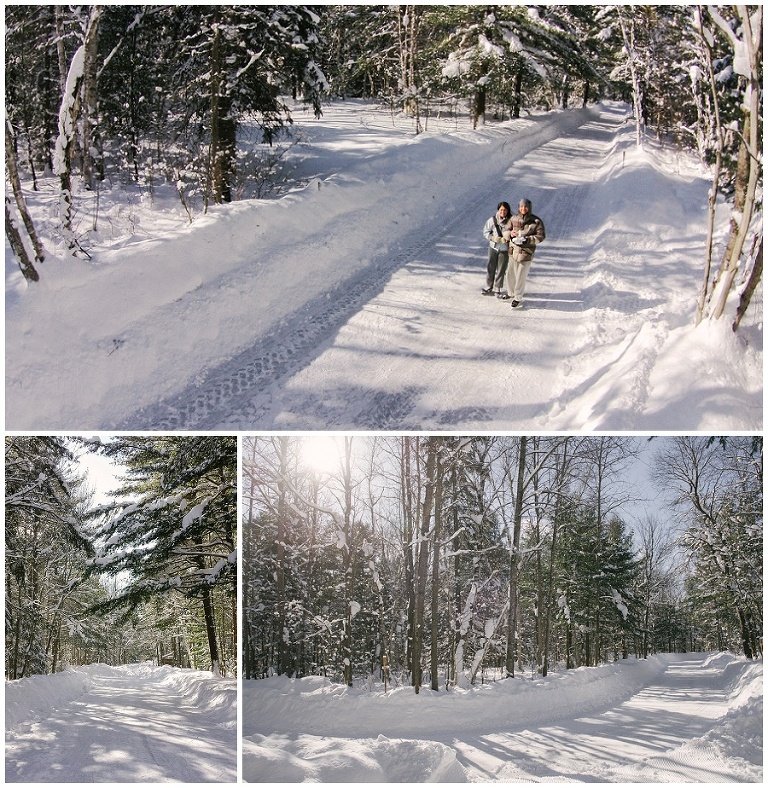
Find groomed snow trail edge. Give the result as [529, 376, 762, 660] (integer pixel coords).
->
[242, 652, 763, 783]
[5, 663, 237, 783]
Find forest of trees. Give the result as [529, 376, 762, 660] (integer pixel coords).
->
[4, 5, 762, 327]
[242, 435, 762, 688]
[5, 435, 237, 680]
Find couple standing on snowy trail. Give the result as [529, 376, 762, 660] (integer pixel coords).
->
[483, 198, 546, 309]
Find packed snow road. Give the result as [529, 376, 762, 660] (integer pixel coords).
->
[125, 105, 624, 430]
[123, 101, 756, 431]
[6, 101, 760, 430]
[242, 652, 762, 783]
[5, 664, 236, 783]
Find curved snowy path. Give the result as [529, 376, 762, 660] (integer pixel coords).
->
[121, 104, 649, 430]
[243, 653, 762, 783]
[5, 666, 236, 783]
[449, 654, 757, 782]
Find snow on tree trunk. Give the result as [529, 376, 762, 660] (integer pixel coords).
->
[80, 6, 102, 192]
[342, 437, 355, 687]
[616, 7, 644, 147]
[707, 6, 762, 324]
[505, 437, 527, 678]
[693, 6, 724, 326]
[412, 437, 437, 693]
[453, 582, 476, 689]
[5, 198, 40, 283]
[54, 44, 85, 253]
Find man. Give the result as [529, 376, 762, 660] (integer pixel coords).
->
[482, 201, 512, 297]
[504, 198, 545, 309]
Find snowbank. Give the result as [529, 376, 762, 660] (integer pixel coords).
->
[5, 662, 238, 783]
[243, 655, 672, 740]
[243, 733, 467, 783]
[123, 662, 238, 728]
[5, 663, 112, 730]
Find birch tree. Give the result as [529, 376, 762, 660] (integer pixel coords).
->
[705, 6, 762, 327]
[505, 436, 527, 678]
[5, 122, 44, 281]
[86, 436, 237, 676]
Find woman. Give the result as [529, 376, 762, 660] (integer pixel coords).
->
[482, 201, 512, 297]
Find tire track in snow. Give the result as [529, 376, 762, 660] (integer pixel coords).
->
[117, 216, 476, 430]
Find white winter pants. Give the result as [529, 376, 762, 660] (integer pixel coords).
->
[505, 256, 532, 301]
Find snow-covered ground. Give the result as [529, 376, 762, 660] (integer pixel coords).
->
[4, 663, 236, 783]
[5, 100, 762, 430]
[242, 652, 762, 783]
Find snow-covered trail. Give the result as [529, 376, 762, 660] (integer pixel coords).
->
[8, 100, 759, 430]
[124, 102, 725, 431]
[242, 652, 762, 783]
[449, 653, 758, 782]
[227, 110, 618, 430]
[5, 665, 236, 783]
[124, 105, 622, 430]
[112, 106, 608, 430]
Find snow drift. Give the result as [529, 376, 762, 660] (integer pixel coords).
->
[244, 654, 672, 739]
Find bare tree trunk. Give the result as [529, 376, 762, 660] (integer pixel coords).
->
[430, 444, 443, 691]
[402, 438, 416, 683]
[80, 6, 103, 191]
[207, 19, 237, 206]
[542, 439, 571, 677]
[342, 437, 354, 687]
[473, 61, 488, 129]
[395, 5, 423, 131]
[276, 437, 290, 676]
[616, 6, 644, 147]
[733, 235, 762, 332]
[5, 199, 40, 283]
[505, 437, 527, 678]
[413, 437, 437, 693]
[512, 70, 523, 118]
[694, 5, 724, 325]
[6, 121, 45, 269]
[199, 577, 221, 676]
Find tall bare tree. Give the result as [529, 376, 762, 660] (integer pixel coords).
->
[505, 436, 527, 678]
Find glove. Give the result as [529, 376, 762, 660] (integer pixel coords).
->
[494, 236, 505, 243]
[512, 235, 528, 246]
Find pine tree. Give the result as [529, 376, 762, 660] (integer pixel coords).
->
[86, 436, 237, 675]
[5, 437, 94, 678]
